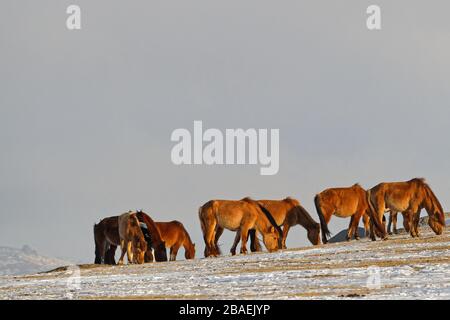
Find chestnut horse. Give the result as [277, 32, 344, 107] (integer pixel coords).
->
[135, 210, 168, 262]
[246, 198, 320, 252]
[368, 178, 445, 238]
[199, 197, 280, 257]
[155, 221, 195, 261]
[118, 211, 147, 264]
[314, 183, 374, 244]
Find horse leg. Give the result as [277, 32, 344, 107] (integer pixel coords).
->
[402, 212, 411, 233]
[362, 213, 370, 237]
[281, 222, 290, 249]
[106, 245, 117, 265]
[404, 210, 416, 237]
[169, 245, 180, 261]
[346, 216, 355, 241]
[413, 210, 421, 237]
[205, 220, 218, 257]
[249, 230, 262, 252]
[126, 240, 133, 264]
[387, 212, 393, 235]
[392, 211, 399, 234]
[230, 230, 241, 256]
[239, 225, 250, 254]
[118, 239, 126, 265]
[369, 218, 376, 241]
[214, 226, 224, 256]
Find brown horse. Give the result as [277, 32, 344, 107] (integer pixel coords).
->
[118, 211, 147, 264]
[368, 178, 445, 238]
[314, 183, 374, 244]
[247, 198, 320, 251]
[155, 221, 195, 261]
[94, 216, 120, 264]
[135, 210, 168, 262]
[199, 198, 280, 257]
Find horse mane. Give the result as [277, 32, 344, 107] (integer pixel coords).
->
[409, 177, 426, 184]
[423, 182, 445, 219]
[135, 211, 165, 244]
[241, 197, 282, 236]
[352, 183, 361, 188]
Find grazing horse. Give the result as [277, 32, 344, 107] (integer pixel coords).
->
[247, 198, 321, 250]
[199, 197, 280, 257]
[368, 178, 445, 239]
[118, 211, 147, 264]
[155, 221, 196, 261]
[314, 183, 374, 244]
[135, 211, 168, 262]
[94, 216, 120, 264]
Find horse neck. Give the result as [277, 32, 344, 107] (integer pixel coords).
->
[182, 229, 194, 249]
[295, 205, 318, 230]
[422, 185, 444, 222]
[255, 210, 273, 233]
[141, 215, 164, 245]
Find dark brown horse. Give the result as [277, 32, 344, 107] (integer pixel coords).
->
[155, 221, 195, 261]
[94, 216, 120, 264]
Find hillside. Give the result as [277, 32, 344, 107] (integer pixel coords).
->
[0, 245, 71, 276]
[0, 225, 449, 299]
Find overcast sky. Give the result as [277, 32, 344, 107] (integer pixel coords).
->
[1, 1, 449, 263]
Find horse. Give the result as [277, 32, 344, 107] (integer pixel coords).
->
[117, 211, 147, 264]
[135, 210, 168, 262]
[199, 197, 280, 257]
[94, 216, 120, 265]
[155, 221, 195, 261]
[246, 197, 320, 251]
[314, 183, 373, 244]
[368, 178, 445, 239]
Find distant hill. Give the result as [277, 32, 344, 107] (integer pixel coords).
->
[328, 213, 450, 243]
[0, 245, 72, 276]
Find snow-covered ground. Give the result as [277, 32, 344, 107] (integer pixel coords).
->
[0, 225, 449, 299]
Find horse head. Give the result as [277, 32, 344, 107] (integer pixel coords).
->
[262, 226, 279, 252]
[185, 243, 196, 260]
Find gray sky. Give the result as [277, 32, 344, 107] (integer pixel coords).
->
[1, 1, 449, 263]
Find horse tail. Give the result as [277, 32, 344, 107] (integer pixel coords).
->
[314, 194, 331, 240]
[366, 189, 386, 236]
[198, 205, 207, 243]
[93, 223, 102, 264]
